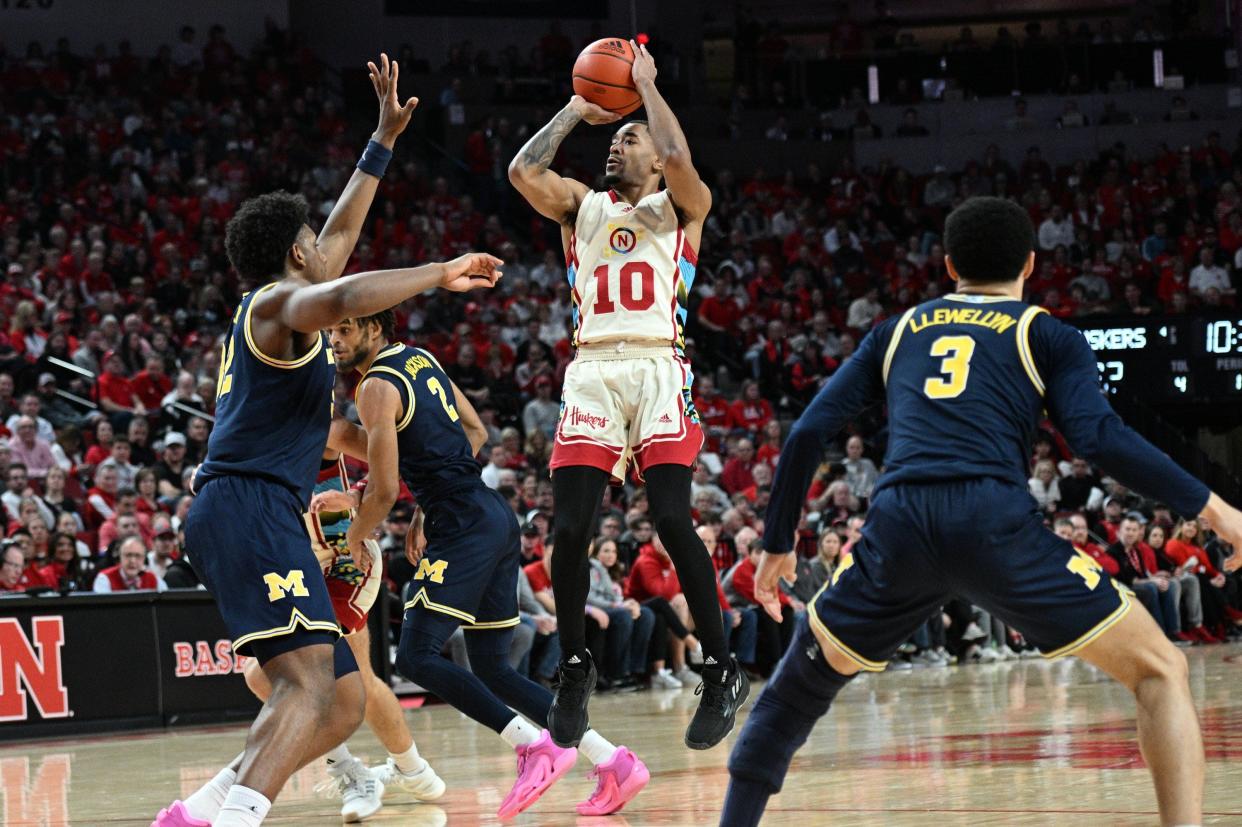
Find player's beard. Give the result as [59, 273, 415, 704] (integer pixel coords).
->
[334, 343, 369, 373]
[603, 172, 622, 187]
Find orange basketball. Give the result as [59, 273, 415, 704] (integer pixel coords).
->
[572, 38, 642, 116]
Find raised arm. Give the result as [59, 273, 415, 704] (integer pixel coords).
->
[629, 42, 711, 229]
[346, 378, 402, 559]
[262, 252, 503, 335]
[1038, 316, 1242, 550]
[316, 53, 419, 277]
[507, 98, 614, 223]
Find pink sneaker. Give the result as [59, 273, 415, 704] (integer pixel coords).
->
[576, 746, 650, 816]
[497, 730, 578, 820]
[151, 801, 211, 827]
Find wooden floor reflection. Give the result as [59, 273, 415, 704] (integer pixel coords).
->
[5, 646, 1242, 826]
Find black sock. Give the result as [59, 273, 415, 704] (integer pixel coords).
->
[645, 464, 730, 664]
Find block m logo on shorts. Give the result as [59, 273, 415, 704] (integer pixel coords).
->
[414, 559, 448, 584]
[263, 570, 310, 602]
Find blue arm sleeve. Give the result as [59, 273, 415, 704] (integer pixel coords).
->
[763, 321, 890, 554]
[1035, 314, 1210, 518]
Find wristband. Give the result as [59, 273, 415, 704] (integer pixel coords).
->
[356, 139, 393, 178]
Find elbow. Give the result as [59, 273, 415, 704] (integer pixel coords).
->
[507, 159, 531, 187]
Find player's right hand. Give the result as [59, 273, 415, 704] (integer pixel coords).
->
[754, 550, 797, 624]
[440, 253, 503, 291]
[569, 95, 620, 126]
[368, 53, 419, 147]
[405, 506, 427, 567]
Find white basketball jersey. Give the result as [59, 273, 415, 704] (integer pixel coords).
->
[567, 189, 697, 350]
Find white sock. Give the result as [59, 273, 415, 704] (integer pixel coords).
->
[182, 765, 235, 821]
[324, 743, 353, 771]
[389, 743, 426, 775]
[578, 729, 617, 765]
[214, 785, 271, 827]
[499, 716, 541, 748]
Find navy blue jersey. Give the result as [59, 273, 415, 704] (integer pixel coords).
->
[765, 292, 1210, 553]
[363, 343, 481, 502]
[196, 283, 336, 505]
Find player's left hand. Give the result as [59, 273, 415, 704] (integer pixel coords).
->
[344, 528, 371, 573]
[310, 489, 359, 514]
[630, 41, 657, 88]
[440, 253, 504, 291]
[368, 52, 419, 147]
[754, 550, 796, 623]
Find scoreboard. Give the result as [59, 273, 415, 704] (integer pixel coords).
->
[1069, 314, 1242, 402]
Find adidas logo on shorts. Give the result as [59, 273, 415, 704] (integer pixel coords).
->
[658, 413, 673, 424]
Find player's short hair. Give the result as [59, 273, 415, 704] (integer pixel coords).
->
[944, 196, 1034, 284]
[224, 191, 309, 281]
[354, 309, 395, 340]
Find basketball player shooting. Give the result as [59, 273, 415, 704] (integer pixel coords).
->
[508, 41, 748, 752]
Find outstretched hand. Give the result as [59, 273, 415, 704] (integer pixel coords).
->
[310, 489, 358, 515]
[440, 253, 504, 291]
[368, 53, 419, 147]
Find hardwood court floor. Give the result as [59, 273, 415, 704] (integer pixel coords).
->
[5, 646, 1242, 826]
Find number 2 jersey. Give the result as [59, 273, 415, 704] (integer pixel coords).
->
[763, 293, 1211, 553]
[567, 188, 697, 351]
[361, 342, 483, 503]
[196, 283, 336, 506]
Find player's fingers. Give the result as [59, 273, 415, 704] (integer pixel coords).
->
[404, 96, 419, 112]
[391, 60, 400, 98]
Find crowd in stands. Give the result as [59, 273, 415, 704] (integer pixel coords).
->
[1, 21, 1240, 688]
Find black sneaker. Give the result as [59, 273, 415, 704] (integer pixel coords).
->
[547, 652, 596, 748]
[684, 657, 750, 750]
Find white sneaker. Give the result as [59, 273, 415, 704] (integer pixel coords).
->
[886, 658, 913, 671]
[998, 645, 1019, 661]
[371, 758, 446, 801]
[688, 644, 705, 666]
[673, 666, 699, 686]
[326, 758, 384, 823]
[961, 622, 987, 642]
[651, 668, 683, 690]
[977, 645, 1000, 663]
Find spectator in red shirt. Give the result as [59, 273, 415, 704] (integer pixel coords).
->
[728, 380, 774, 436]
[95, 350, 145, 428]
[693, 375, 731, 449]
[754, 420, 783, 468]
[721, 438, 757, 495]
[92, 535, 164, 592]
[0, 545, 32, 591]
[83, 417, 114, 468]
[1162, 519, 1242, 634]
[131, 353, 172, 412]
[624, 535, 704, 683]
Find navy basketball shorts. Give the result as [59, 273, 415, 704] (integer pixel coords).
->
[186, 475, 340, 658]
[811, 478, 1133, 672]
[403, 485, 520, 632]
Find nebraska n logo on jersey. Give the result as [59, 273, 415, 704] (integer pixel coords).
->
[0, 617, 70, 721]
[567, 189, 698, 352]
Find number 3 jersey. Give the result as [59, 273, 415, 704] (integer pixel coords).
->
[567, 188, 697, 350]
[197, 283, 335, 506]
[361, 343, 483, 503]
[763, 293, 1211, 555]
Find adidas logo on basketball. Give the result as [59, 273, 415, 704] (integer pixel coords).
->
[603, 40, 626, 53]
[658, 413, 673, 424]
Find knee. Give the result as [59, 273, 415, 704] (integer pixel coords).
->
[335, 672, 366, 730]
[670, 593, 688, 611]
[395, 639, 440, 682]
[1130, 639, 1189, 693]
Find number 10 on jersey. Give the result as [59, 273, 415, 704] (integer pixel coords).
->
[592, 262, 655, 314]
